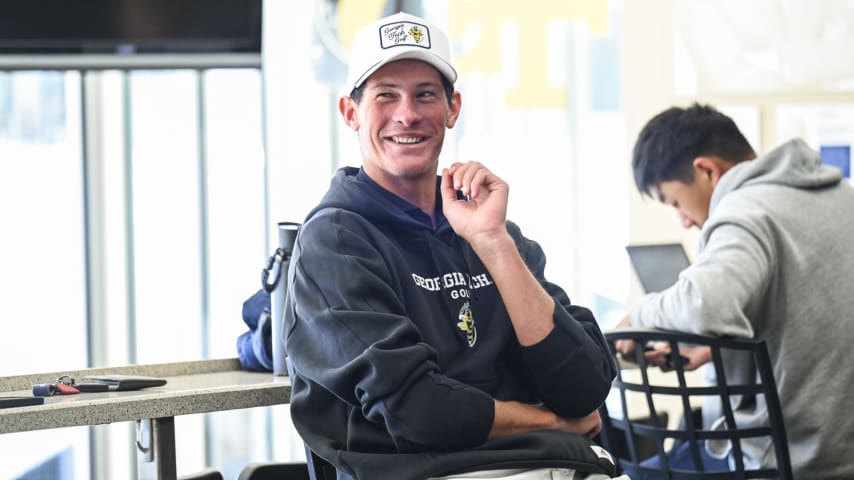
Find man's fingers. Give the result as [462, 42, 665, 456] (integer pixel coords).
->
[644, 350, 671, 368]
[614, 339, 633, 355]
[469, 168, 490, 199]
[441, 167, 472, 206]
[445, 161, 490, 197]
[440, 168, 457, 200]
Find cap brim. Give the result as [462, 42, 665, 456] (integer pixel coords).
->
[351, 50, 457, 89]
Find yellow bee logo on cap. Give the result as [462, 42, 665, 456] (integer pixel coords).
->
[408, 26, 424, 44]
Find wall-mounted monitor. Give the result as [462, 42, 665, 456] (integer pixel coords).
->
[0, 0, 262, 70]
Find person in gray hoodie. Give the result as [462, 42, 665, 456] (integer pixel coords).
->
[617, 102, 854, 478]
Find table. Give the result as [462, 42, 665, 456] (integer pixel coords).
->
[0, 358, 291, 480]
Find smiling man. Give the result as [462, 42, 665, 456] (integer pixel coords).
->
[283, 12, 622, 480]
[619, 103, 854, 478]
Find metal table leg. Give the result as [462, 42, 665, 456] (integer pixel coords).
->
[136, 417, 177, 480]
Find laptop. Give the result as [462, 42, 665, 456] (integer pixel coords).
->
[625, 243, 691, 293]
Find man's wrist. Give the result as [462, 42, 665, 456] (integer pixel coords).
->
[469, 230, 515, 265]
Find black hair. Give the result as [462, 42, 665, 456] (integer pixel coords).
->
[632, 103, 756, 197]
[348, 72, 455, 106]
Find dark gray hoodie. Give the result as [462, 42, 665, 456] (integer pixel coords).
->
[283, 167, 617, 479]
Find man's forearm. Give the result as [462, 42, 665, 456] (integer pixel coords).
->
[471, 232, 555, 346]
[490, 400, 603, 440]
[489, 400, 557, 439]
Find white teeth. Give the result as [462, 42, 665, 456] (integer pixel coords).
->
[392, 136, 421, 144]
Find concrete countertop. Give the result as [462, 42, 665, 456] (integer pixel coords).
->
[0, 358, 291, 434]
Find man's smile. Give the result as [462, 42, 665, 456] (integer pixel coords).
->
[390, 135, 426, 144]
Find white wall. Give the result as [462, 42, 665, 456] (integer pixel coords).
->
[620, 0, 854, 305]
[621, 0, 698, 306]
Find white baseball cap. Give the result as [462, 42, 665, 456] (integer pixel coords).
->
[345, 12, 457, 91]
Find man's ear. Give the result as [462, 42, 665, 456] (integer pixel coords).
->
[446, 91, 462, 128]
[339, 96, 360, 131]
[693, 156, 730, 187]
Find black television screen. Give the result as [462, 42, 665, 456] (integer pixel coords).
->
[0, 0, 262, 68]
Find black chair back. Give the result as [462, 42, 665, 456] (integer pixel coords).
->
[305, 448, 338, 480]
[599, 328, 793, 479]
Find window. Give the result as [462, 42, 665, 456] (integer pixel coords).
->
[0, 70, 89, 480]
[0, 66, 275, 479]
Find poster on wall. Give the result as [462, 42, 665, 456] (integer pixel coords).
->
[776, 104, 854, 181]
[819, 145, 851, 179]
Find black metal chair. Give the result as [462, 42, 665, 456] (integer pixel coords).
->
[235, 452, 335, 480]
[178, 468, 223, 480]
[303, 448, 338, 480]
[599, 328, 793, 479]
[237, 461, 311, 480]
[234, 441, 337, 480]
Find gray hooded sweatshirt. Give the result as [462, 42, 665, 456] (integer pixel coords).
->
[632, 139, 854, 478]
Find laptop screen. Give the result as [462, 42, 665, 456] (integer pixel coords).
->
[625, 243, 691, 293]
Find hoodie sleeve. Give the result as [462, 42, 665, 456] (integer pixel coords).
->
[285, 210, 495, 452]
[506, 222, 617, 418]
[631, 219, 768, 339]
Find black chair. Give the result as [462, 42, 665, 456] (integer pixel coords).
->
[236, 452, 335, 480]
[178, 468, 223, 480]
[599, 328, 793, 479]
[233, 356, 339, 480]
[237, 461, 311, 480]
[304, 448, 337, 480]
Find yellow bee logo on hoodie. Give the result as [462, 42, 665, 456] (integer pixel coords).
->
[456, 301, 477, 347]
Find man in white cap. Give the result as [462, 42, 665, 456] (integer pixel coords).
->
[284, 12, 623, 480]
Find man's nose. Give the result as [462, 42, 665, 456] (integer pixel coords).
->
[394, 96, 422, 126]
[678, 210, 694, 229]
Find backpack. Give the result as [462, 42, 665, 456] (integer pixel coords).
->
[236, 222, 300, 373]
[236, 288, 273, 372]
